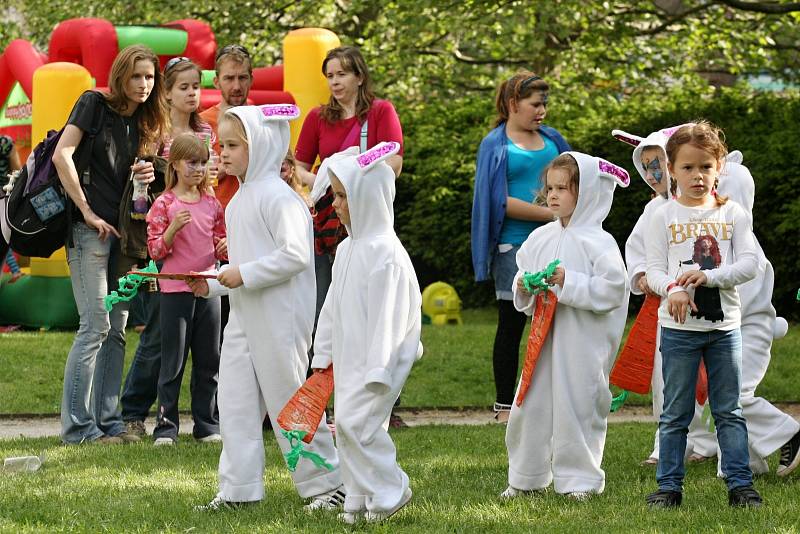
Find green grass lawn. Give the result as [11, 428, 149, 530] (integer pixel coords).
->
[0, 424, 797, 533]
[2, 308, 800, 414]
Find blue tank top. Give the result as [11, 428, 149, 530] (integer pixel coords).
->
[499, 135, 558, 245]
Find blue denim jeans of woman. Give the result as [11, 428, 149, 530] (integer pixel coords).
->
[657, 327, 752, 492]
[61, 222, 128, 443]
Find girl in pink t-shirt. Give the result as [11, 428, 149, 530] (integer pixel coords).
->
[146, 133, 227, 445]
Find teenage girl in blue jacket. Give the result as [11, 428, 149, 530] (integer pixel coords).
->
[471, 72, 570, 422]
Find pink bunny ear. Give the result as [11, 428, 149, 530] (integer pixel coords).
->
[659, 122, 694, 138]
[598, 159, 630, 188]
[611, 129, 643, 147]
[356, 141, 401, 170]
[259, 104, 300, 121]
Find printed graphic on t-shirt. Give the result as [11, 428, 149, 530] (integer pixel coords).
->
[678, 235, 724, 322]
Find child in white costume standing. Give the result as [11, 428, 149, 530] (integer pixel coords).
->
[190, 104, 343, 511]
[310, 142, 421, 524]
[615, 125, 717, 465]
[504, 152, 630, 499]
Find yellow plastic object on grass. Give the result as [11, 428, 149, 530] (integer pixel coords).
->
[421, 282, 462, 325]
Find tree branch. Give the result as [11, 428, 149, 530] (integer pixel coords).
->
[716, 0, 800, 14]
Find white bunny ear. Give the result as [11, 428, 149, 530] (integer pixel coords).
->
[259, 104, 300, 121]
[598, 158, 630, 188]
[611, 129, 643, 147]
[356, 141, 400, 171]
[726, 150, 743, 164]
[659, 122, 694, 138]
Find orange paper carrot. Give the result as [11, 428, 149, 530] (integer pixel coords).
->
[695, 361, 708, 405]
[277, 366, 334, 444]
[609, 294, 660, 394]
[515, 289, 558, 407]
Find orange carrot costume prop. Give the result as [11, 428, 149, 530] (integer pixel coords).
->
[610, 294, 660, 394]
[514, 259, 561, 407]
[277, 366, 334, 444]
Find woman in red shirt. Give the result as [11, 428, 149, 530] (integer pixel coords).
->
[295, 46, 403, 329]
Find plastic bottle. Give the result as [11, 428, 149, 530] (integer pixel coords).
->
[3, 455, 42, 473]
[130, 158, 149, 220]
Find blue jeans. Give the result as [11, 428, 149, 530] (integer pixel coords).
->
[121, 289, 161, 422]
[61, 223, 128, 443]
[657, 327, 752, 492]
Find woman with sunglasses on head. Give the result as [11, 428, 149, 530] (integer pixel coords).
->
[53, 45, 169, 445]
[470, 71, 570, 424]
[119, 56, 224, 442]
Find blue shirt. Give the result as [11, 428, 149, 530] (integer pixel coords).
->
[499, 136, 558, 245]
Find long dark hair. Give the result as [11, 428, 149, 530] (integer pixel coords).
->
[105, 45, 168, 155]
[494, 71, 549, 128]
[320, 46, 375, 123]
[163, 58, 205, 133]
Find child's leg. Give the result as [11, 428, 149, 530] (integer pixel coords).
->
[649, 333, 664, 460]
[335, 364, 413, 514]
[216, 313, 268, 502]
[189, 295, 221, 439]
[505, 344, 554, 491]
[153, 292, 193, 440]
[550, 341, 610, 494]
[739, 318, 799, 463]
[704, 328, 753, 490]
[656, 327, 704, 492]
[249, 332, 341, 499]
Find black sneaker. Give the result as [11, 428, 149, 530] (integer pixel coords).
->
[194, 496, 247, 512]
[646, 489, 682, 508]
[728, 486, 763, 508]
[777, 429, 800, 477]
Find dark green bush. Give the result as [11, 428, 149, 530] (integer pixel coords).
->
[396, 86, 800, 318]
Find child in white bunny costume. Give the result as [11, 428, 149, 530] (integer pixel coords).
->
[191, 104, 342, 512]
[310, 141, 422, 523]
[504, 152, 630, 498]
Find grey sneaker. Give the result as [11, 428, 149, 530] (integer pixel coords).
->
[125, 420, 147, 438]
[304, 486, 346, 511]
[91, 435, 124, 445]
[116, 432, 141, 444]
[194, 496, 246, 512]
[365, 487, 412, 522]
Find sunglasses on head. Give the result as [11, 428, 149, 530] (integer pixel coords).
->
[165, 56, 191, 73]
[215, 44, 251, 62]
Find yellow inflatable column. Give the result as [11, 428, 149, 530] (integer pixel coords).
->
[30, 63, 92, 275]
[283, 28, 340, 149]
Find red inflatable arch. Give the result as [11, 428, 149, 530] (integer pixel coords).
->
[48, 18, 118, 87]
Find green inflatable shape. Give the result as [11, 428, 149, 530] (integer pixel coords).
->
[0, 275, 78, 329]
[201, 70, 216, 88]
[115, 26, 188, 55]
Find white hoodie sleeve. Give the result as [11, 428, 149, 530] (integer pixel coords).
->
[363, 263, 415, 393]
[557, 250, 628, 313]
[512, 269, 536, 315]
[625, 202, 658, 294]
[238, 197, 312, 289]
[204, 265, 229, 298]
[310, 287, 335, 370]
[645, 207, 676, 297]
[703, 203, 759, 289]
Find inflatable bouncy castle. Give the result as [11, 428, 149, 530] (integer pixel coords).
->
[0, 18, 340, 328]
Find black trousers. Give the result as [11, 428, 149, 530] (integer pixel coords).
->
[492, 299, 528, 407]
[154, 292, 220, 440]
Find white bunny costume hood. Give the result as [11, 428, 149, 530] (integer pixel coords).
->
[506, 152, 630, 495]
[310, 142, 422, 514]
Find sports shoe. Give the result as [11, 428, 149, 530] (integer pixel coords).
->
[154, 437, 176, 446]
[567, 491, 591, 501]
[640, 456, 658, 466]
[646, 489, 682, 508]
[125, 420, 147, 438]
[365, 487, 412, 522]
[728, 485, 762, 508]
[91, 435, 124, 445]
[197, 433, 223, 443]
[194, 496, 246, 512]
[389, 413, 408, 428]
[777, 429, 800, 477]
[304, 486, 346, 511]
[115, 432, 141, 443]
[687, 452, 715, 463]
[338, 511, 364, 524]
[499, 486, 543, 499]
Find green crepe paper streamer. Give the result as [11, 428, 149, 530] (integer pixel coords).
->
[521, 259, 561, 296]
[281, 430, 334, 472]
[610, 389, 628, 412]
[796, 288, 800, 301]
[103, 260, 159, 311]
[701, 402, 715, 432]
